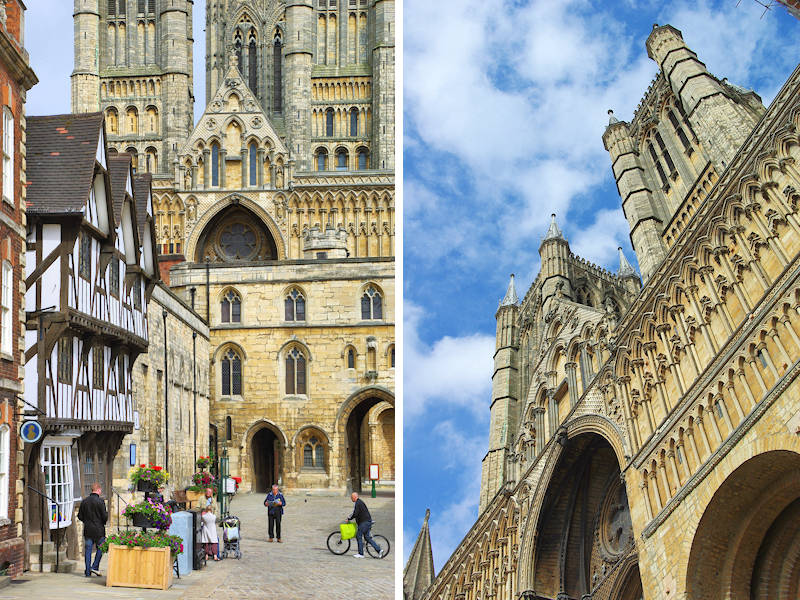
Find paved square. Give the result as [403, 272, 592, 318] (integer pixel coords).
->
[4, 492, 395, 599]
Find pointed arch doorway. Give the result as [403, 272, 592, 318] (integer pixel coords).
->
[249, 424, 283, 493]
[339, 387, 394, 494]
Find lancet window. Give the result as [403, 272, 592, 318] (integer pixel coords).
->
[285, 347, 307, 395]
[221, 348, 242, 396]
[361, 286, 383, 320]
[221, 289, 242, 323]
[285, 289, 306, 321]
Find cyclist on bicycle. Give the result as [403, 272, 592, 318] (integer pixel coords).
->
[348, 492, 384, 558]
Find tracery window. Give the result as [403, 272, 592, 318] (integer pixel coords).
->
[285, 289, 306, 321]
[303, 436, 325, 469]
[197, 208, 277, 263]
[220, 222, 256, 260]
[221, 348, 242, 396]
[285, 347, 307, 395]
[361, 286, 383, 320]
[221, 289, 242, 323]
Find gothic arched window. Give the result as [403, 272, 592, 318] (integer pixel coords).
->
[350, 108, 359, 136]
[221, 348, 242, 396]
[234, 30, 243, 73]
[285, 289, 306, 321]
[361, 286, 383, 320]
[273, 36, 283, 112]
[211, 142, 220, 186]
[347, 347, 355, 369]
[325, 109, 334, 137]
[357, 147, 369, 170]
[654, 131, 676, 174]
[667, 109, 693, 154]
[648, 142, 668, 189]
[106, 108, 118, 134]
[336, 148, 348, 171]
[316, 147, 328, 171]
[248, 36, 258, 93]
[285, 347, 307, 395]
[249, 142, 258, 186]
[303, 436, 325, 468]
[221, 289, 241, 323]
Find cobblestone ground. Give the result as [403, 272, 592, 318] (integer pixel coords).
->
[5, 491, 395, 599]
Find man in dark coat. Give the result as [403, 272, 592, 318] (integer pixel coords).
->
[77, 482, 108, 577]
[264, 484, 286, 542]
[348, 492, 383, 558]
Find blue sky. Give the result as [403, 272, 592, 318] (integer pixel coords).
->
[402, 0, 800, 571]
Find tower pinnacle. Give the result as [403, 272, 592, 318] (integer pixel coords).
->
[618, 247, 637, 277]
[500, 274, 519, 307]
[544, 213, 564, 241]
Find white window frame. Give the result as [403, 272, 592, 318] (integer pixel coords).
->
[1, 260, 12, 355]
[2, 107, 13, 204]
[0, 424, 9, 520]
[40, 438, 75, 529]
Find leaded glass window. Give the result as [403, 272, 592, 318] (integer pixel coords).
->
[211, 143, 220, 187]
[361, 286, 382, 320]
[110, 256, 120, 296]
[285, 289, 305, 321]
[92, 346, 103, 389]
[58, 336, 72, 384]
[249, 143, 257, 186]
[285, 348, 306, 395]
[219, 222, 257, 260]
[79, 231, 91, 280]
[221, 290, 242, 323]
[221, 349, 242, 396]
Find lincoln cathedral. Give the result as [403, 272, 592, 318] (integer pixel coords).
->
[68, 0, 395, 495]
[406, 24, 800, 600]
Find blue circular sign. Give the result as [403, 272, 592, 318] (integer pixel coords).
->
[20, 420, 43, 444]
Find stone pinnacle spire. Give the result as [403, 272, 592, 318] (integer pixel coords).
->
[608, 109, 619, 124]
[404, 509, 435, 600]
[544, 213, 564, 241]
[618, 246, 637, 277]
[500, 274, 519, 307]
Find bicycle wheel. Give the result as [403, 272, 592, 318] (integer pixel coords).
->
[366, 535, 390, 558]
[326, 531, 351, 555]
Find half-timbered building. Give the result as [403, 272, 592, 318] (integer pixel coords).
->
[23, 113, 156, 566]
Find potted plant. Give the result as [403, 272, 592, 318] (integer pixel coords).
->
[123, 498, 173, 530]
[184, 484, 204, 506]
[196, 455, 211, 470]
[102, 530, 183, 590]
[130, 463, 169, 492]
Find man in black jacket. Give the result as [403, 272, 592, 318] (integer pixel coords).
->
[77, 482, 108, 577]
[348, 492, 383, 558]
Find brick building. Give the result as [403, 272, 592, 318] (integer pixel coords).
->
[0, 0, 36, 581]
[407, 25, 800, 600]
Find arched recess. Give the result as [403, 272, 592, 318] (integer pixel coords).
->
[685, 450, 800, 600]
[517, 417, 637, 597]
[242, 419, 290, 493]
[186, 195, 286, 261]
[191, 203, 280, 262]
[336, 386, 394, 493]
[367, 400, 395, 481]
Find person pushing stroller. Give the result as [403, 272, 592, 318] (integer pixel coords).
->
[347, 492, 384, 558]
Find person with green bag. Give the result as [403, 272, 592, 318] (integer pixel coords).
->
[347, 492, 384, 558]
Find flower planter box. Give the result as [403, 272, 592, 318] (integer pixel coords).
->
[106, 545, 174, 590]
[185, 489, 203, 509]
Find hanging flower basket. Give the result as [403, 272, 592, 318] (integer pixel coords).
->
[196, 456, 211, 470]
[191, 471, 216, 488]
[123, 499, 173, 531]
[130, 464, 169, 491]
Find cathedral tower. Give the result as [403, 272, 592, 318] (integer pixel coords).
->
[480, 274, 520, 509]
[603, 25, 765, 281]
[71, 0, 195, 175]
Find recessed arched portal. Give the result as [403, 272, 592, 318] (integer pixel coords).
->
[337, 386, 394, 494]
[686, 450, 800, 600]
[194, 204, 277, 263]
[529, 433, 641, 598]
[246, 422, 287, 493]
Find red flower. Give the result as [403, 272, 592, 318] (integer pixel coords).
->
[153, 466, 162, 471]
[140, 464, 146, 468]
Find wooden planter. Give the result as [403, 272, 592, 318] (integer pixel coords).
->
[185, 489, 203, 509]
[106, 545, 174, 590]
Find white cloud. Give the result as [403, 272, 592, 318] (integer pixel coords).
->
[404, 302, 495, 419]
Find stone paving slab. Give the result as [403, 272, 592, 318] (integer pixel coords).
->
[5, 492, 395, 599]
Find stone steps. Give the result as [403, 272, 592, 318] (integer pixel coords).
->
[29, 542, 77, 574]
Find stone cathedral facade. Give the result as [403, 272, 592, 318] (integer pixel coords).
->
[406, 25, 800, 600]
[71, 0, 395, 494]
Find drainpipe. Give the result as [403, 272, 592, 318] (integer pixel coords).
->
[192, 331, 197, 468]
[162, 309, 169, 471]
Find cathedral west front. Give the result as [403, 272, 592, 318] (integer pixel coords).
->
[70, 0, 395, 494]
[405, 24, 800, 600]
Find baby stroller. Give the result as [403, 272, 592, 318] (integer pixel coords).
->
[220, 515, 242, 559]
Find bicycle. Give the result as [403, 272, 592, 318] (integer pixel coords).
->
[326, 521, 391, 558]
